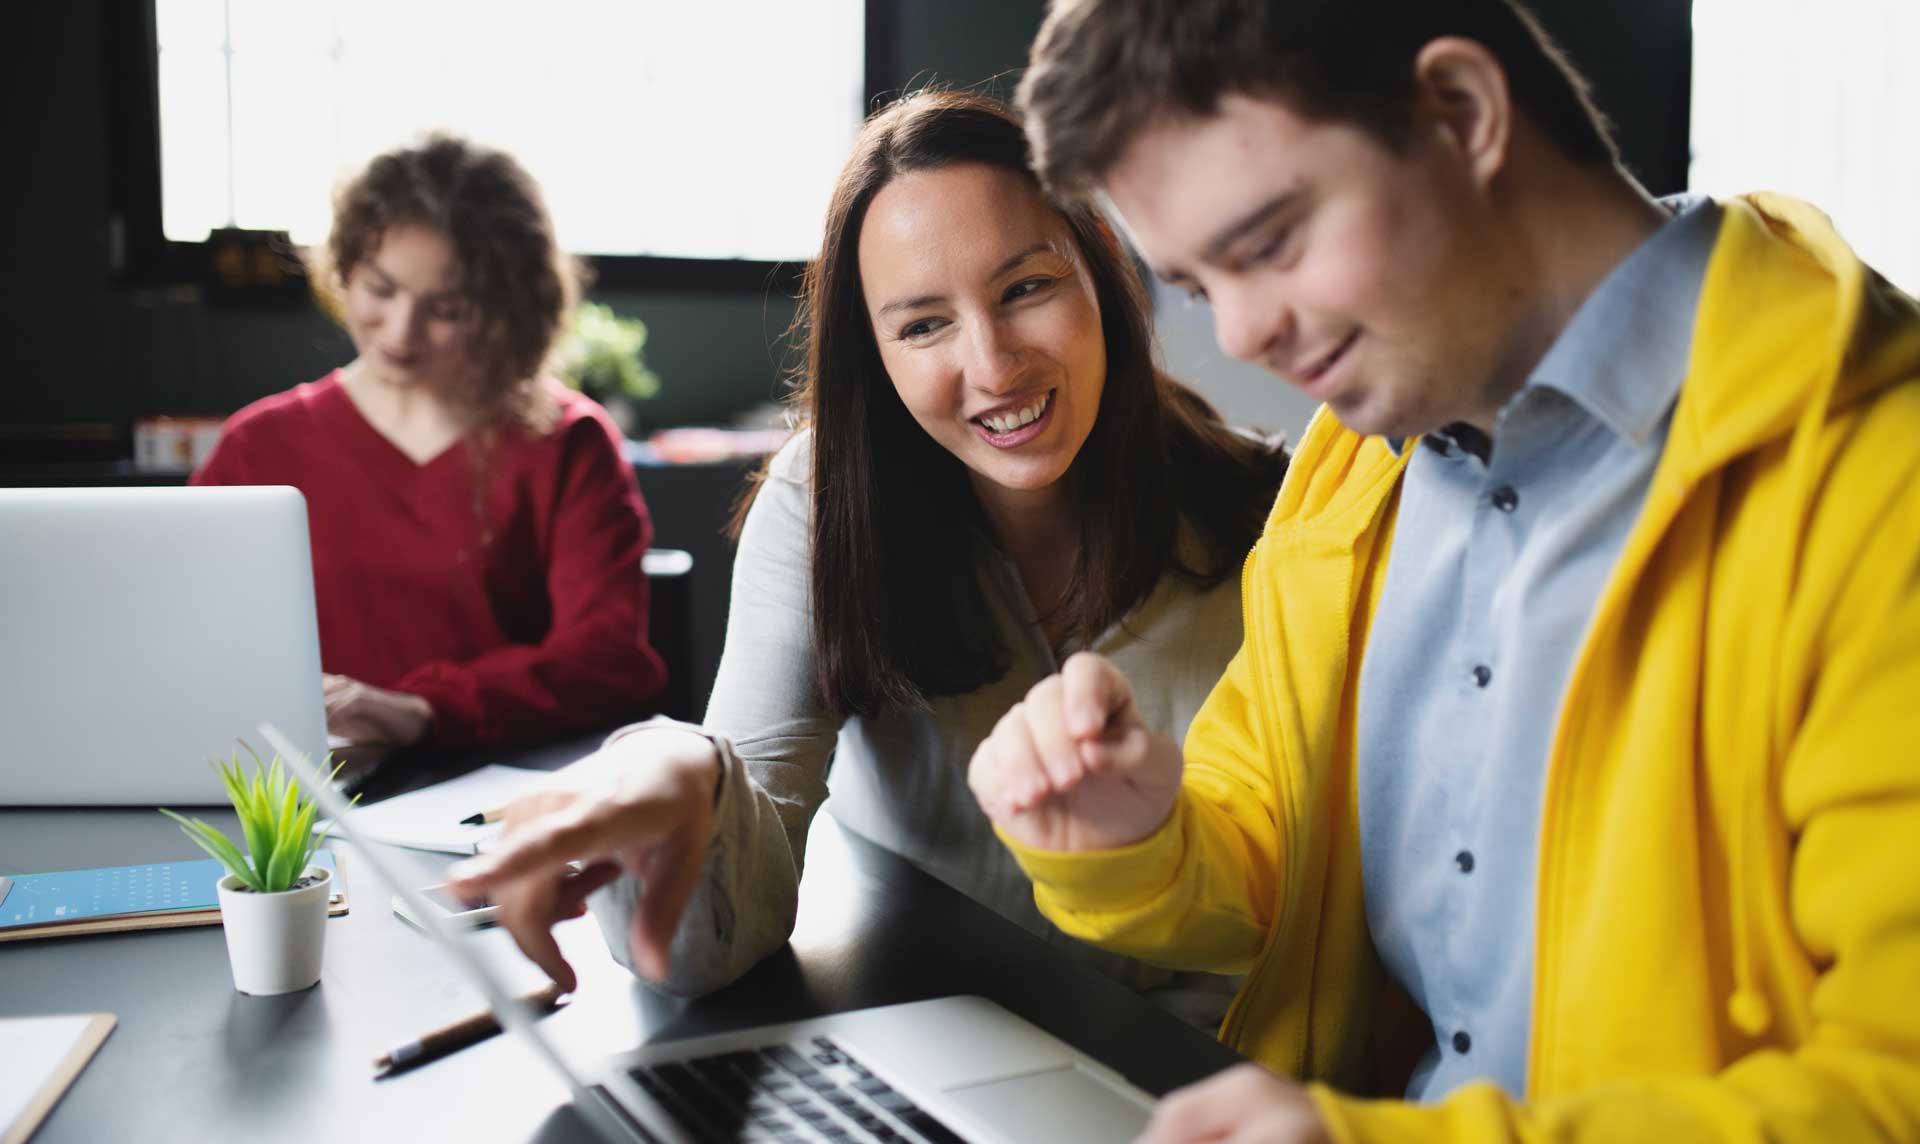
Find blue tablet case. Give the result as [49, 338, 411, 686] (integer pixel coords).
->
[0, 850, 343, 936]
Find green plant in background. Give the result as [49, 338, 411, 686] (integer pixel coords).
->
[560, 302, 662, 404]
[160, 747, 348, 893]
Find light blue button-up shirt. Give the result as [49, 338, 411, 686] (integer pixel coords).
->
[1354, 196, 1721, 1102]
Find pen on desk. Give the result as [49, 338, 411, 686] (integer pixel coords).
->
[458, 806, 506, 826]
[373, 982, 567, 1075]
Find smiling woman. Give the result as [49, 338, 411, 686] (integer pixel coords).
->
[442, 92, 1290, 1034]
[857, 161, 1109, 638]
[190, 135, 668, 757]
[788, 92, 1289, 714]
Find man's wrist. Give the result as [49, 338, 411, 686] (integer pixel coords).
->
[1002, 794, 1189, 912]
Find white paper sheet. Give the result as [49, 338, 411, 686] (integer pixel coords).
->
[1, 1014, 112, 1141]
[315, 765, 548, 855]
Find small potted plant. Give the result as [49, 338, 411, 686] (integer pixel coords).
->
[161, 748, 346, 996]
[559, 301, 662, 435]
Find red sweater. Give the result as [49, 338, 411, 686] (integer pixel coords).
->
[192, 371, 666, 749]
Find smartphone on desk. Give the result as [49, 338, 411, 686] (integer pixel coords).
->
[392, 883, 500, 931]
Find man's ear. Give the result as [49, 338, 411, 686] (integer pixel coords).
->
[1412, 36, 1512, 188]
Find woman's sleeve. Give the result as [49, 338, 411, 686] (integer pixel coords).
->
[393, 412, 667, 748]
[188, 417, 258, 486]
[589, 450, 846, 995]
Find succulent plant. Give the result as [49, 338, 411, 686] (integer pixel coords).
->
[161, 746, 349, 893]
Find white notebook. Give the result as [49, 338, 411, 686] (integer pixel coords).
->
[1, 1014, 116, 1144]
[316, 765, 547, 855]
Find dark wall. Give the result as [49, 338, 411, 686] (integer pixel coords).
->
[1532, 0, 1692, 195]
[1, 0, 1685, 437]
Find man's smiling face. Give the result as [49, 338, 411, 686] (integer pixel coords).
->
[1103, 92, 1524, 439]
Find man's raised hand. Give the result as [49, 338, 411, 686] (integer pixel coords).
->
[967, 651, 1184, 852]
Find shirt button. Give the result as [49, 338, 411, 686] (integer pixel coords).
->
[1455, 850, 1475, 873]
[1471, 664, 1492, 688]
[1452, 1030, 1472, 1054]
[1490, 485, 1519, 512]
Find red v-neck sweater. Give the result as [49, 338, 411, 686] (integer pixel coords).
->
[191, 371, 666, 749]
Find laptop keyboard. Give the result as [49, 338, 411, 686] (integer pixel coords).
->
[618, 1035, 967, 1143]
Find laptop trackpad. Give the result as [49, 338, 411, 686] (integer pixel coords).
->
[942, 1064, 1151, 1143]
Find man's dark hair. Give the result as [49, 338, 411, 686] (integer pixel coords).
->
[1018, 0, 1620, 199]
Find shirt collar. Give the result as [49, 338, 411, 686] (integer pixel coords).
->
[1514, 193, 1720, 448]
[1386, 194, 1721, 458]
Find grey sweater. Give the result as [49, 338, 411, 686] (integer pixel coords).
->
[589, 435, 1249, 1029]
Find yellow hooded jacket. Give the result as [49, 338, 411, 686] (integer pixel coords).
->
[1009, 195, 1920, 1140]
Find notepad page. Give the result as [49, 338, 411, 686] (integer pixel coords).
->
[0, 1016, 109, 1141]
[314, 764, 547, 854]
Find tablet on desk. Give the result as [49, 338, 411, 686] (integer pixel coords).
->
[0, 851, 346, 943]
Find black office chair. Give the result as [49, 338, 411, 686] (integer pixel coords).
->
[642, 548, 695, 722]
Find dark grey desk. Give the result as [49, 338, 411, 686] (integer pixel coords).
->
[1, 740, 1243, 1142]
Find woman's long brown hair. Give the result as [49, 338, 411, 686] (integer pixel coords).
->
[738, 91, 1286, 717]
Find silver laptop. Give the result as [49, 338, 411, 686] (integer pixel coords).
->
[262, 723, 1158, 1144]
[0, 487, 327, 805]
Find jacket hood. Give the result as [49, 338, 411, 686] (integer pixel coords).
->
[1672, 193, 1920, 481]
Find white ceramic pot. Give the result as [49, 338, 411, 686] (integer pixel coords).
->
[215, 866, 331, 996]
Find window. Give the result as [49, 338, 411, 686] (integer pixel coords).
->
[152, 1, 865, 264]
[1690, 0, 1919, 293]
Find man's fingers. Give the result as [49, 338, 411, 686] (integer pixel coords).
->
[1077, 721, 1151, 776]
[1020, 677, 1087, 795]
[1143, 1070, 1248, 1143]
[967, 736, 1014, 823]
[1061, 651, 1134, 738]
[989, 703, 1054, 813]
[1143, 1064, 1311, 1144]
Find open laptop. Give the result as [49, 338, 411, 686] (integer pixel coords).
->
[0, 487, 327, 805]
[262, 722, 1159, 1144]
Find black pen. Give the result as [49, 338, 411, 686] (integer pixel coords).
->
[373, 983, 567, 1075]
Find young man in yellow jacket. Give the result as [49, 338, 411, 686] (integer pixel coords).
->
[967, 0, 1920, 1140]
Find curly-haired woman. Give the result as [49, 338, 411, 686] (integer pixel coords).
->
[193, 135, 665, 756]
